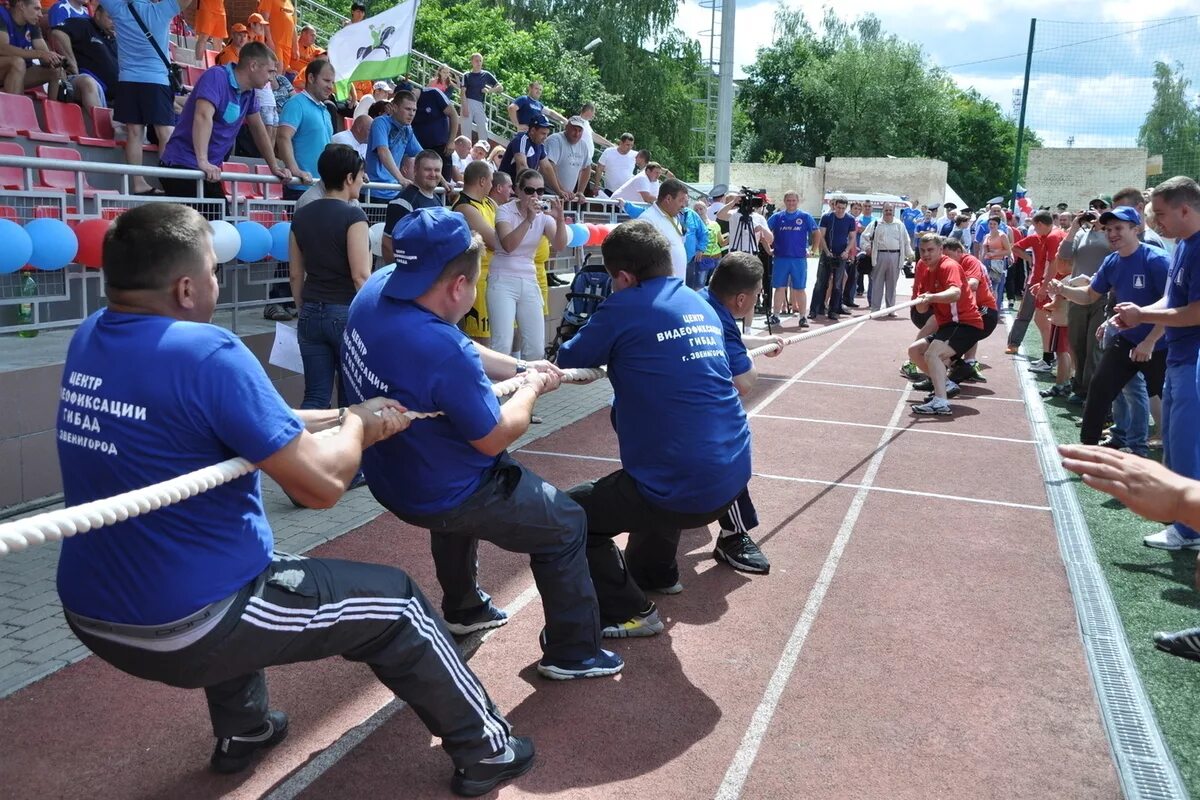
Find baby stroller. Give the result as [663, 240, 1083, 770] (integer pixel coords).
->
[546, 255, 612, 362]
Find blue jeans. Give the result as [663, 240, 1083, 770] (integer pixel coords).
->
[1109, 372, 1149, 455]
[1164, 361, 1200, 539]
[298, 301, 350, 410]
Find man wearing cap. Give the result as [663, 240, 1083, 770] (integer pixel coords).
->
[362, 84, 419, 201]
[353, 79, 390, 118]
[1051, 206, 1168, 455]
[497, 115, 551, 183]
[216, 23, 249, 65]
[246, 12, 272, 47]
[343, 207, 624, 681]
[461, 52, 500, 144]
[540, 117, 592, 202]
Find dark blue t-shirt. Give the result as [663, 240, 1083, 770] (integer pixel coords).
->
[1090, 244, 1170, 348]
[1164, 229, 1200, 366]
[700, 288, 752, 376]
[342, 268, 502, 516]
[512, 95, 544, 125]
[819, 212, 857, 254]
[55, 311, 303, 625]
[462, 69, 497, 102]
[412, 87, 451, 147]
[498, 132, 544, 181]
[768, 209, 817, 258]
[557, 277, 751, 512]
[0, 5, 38, 49]
[900, 206, 922, 234]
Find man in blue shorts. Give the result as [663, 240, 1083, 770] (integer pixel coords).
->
[767, 189, 817, 328]
[56, 203, 533, 796]
[1113, 176, 1200, 551]
[343, 208, 622, 681]
[700, 251, 787, 573]
[556, 220, 752, 637]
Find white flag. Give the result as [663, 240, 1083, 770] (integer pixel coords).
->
[326, 0, 420, 98]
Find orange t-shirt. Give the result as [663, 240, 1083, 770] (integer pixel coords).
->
[193, 0, 228, 39]
[216, 43, 241, 66]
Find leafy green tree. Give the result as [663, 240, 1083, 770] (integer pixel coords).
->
[1138, 61, 1200, 181]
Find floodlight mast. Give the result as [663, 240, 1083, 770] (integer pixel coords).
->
[714, 0, 735, 185]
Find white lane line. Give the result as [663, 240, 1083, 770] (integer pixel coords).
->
[715, 387, 912, 800]
[757, 376, 1025, 403]
[753, 414, 1037, 444]
[517, 450, 1051, 512]
[263, 583, 543, 800]
[747, 327, 868, 417]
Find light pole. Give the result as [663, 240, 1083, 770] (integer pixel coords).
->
[714, 0, 735, 186]
[583, 38, 602, 53]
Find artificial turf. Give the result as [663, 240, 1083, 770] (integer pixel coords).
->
[1016, 327, 1200, 794]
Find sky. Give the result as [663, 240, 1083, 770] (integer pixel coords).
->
[671, 0, 1200, 150]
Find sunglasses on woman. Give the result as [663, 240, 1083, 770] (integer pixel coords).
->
[521, 186, 546, 196]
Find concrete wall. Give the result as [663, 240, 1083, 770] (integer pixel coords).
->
[699, 162, 824, 215]
[1025, 148, 1147, 210]
[822, 157, 948, 209]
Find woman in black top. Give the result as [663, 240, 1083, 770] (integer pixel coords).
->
[288, 144, 371, 411]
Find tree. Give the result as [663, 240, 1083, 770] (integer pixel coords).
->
[1138, 61, 1200, 181]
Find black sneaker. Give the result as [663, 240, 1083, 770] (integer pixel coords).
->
[948, 360, 974, 384]
[444, 604, 510, 636]
[451, 735, 536, 797]
[713, 532, 770, 574]
[766, 313, 781, 325]
[912, 377, 933, 391]
[210, 710, 289, 774]
[263, 304, 292, 322]
[1153, 627, 1200, 664]
[797, 316, 809, 329]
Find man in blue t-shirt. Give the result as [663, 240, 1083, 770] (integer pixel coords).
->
[1051, 206, 1168, 452]
[0, 0, 69, 108]
[461, 52, 501, 143]
[900, 199, 923, 247]
[699, 251, 786, 574]
[498, 114, 551, 182]
[506, 80, 565, 131]
[278, 58, 335, 201]
[811, 195, 857, 319]
[413, 85, 459, 182]
[55, 203, 531, 795]
[556, 220, 752, 635]
[365, 92, 421, 201]
[342, 207, 622, 681]
[767, 189, 817, 327]
[1113, 178, 1200, 551]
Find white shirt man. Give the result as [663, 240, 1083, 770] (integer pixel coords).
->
[611, 163, 662, 203]
[638, 179, 690, 281]
[597, 134, 637, 191]
[331, 115, 372, 159]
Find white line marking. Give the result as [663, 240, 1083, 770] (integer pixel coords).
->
[758, 376, 1025, 403]
[517, 449, 1050, 512]
[263, 583, 543, 800]
[747, 328, 866, 417]
[715, 386, 912, 799]
[753, 414, 1036, 444]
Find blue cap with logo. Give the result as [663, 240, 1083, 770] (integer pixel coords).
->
[1098, 206, 1141, 226]
[529, 113, 552, 129]
[382, 207, 474, 301]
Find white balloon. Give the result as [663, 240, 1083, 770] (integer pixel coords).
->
[369, 222, 385, 257]
[209, 220, 242, 263]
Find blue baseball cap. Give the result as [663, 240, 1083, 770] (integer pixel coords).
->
[382, 208, 474, 301]
[1098, 206, 1141, 226]
[529, 113, 552, 129]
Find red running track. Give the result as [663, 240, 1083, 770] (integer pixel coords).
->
[0, 314, 1120, 799]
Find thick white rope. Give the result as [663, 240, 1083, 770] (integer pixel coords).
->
[0, 297, 924, 557]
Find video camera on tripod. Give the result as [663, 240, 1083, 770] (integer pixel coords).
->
[735, 186, 769, 216]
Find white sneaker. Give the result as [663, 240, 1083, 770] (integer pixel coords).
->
[1143, 525, 1200, 551]
[1028, 360, 1055, 373]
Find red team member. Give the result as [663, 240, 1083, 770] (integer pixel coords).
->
[942, 238, 998, 381]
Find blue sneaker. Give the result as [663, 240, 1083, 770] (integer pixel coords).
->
[444, 604, 509, 636]
[537, 649, 624, 680]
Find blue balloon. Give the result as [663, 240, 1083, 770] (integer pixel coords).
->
[568, 223, 590, 248]
[0, 219, 33, 274]
[24, 218, 77, 270]
[235, 220, 271, 262]
[269, 222, 291, 262]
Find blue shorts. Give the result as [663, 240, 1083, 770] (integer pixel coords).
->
[113, 81, 176, 128]
[772, 256, 808, 289]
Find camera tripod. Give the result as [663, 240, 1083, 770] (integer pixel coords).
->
[729, 208, 775, 334]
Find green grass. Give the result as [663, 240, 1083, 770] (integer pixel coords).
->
[1020, 330, 1200, 793]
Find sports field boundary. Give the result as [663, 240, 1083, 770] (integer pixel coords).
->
[1009, 317, 1187, 800]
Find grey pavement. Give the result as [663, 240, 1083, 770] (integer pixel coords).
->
[0, 378, 613, 699]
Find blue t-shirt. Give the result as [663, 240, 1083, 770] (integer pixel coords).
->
[679, 207, 708, 262]
[99, 0, 178, 85]
[1164, 229, 1200, 366]
[974, 221, 1010, 243]
[161, 65, 259, 168]
[55, 311, 303, 625]
[899, 206, 922, 235]
[498, 132, 544, 181]
[768, 209, 817, 258]
[1090, 245, 1170, 348]
[700, 288, 751, 377]
[915, 219, 937, 236]
[279, 90, 332, 178]
[49, 0, 90, 27]
[0, 5, 38, 49]
[557, 276, 751, 512]
[819, 212, 857, 254]
[412, 87, 451, 147]
[365, 114, 423, 200]
[342, 269, 502, 516]
[512, 95, 544, 125]
[462, 69, 497, 102]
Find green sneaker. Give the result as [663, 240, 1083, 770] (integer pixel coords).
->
[899, 361, 921, 380]
[968, 361, 987, 383]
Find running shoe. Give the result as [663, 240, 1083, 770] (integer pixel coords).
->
[536, 649, 625, 680]
[1039, 384, 1068, 398]
[967, 361, 988, 383]
[210, 710, 289, 774]
[766, 313, 781, 326]
[1066, 393, 1085, 405]
[444, 604, 510, 636]
[899, 361, 921, 380]
[923, 382, 961, 402]
[1152, 627, 1200, 664]
[713, 532, 771, 574]
[948, 359, 975, 385]
[912, 377, 933, 391]
[911, 399, 952, 416]
[451, 736, 536, 797]
[797, 316, 809, 329]
[914, 379, 960, 398]
[601, 605, 665, 639]
[646, 581, 683, 595]
[1028, 360, 1055, 373]
[1143, 525, 1200, 551]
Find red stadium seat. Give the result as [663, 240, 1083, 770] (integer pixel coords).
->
[0, 205, 18, 221]
[41, 99, 117, 147]
[0, 92, 71, 142]
[33, 146, 117, 197]
[247, 209, 275, 226]
[100, 207, 128, 220]
[185, 65, 205, 87]
[0, 140, 26, 189]
[222, 161, 262, 200]
[89, 106, 120, 142]
[255, 164, 283, 199]
[33, 205, 61, 219]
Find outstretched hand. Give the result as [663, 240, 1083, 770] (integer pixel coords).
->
[1059, 444, 1186, 525]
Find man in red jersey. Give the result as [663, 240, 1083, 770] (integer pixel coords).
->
[1005, 209, 1066, 363]
[907, 234, 985, 415]
[942, 238, 999, 383]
